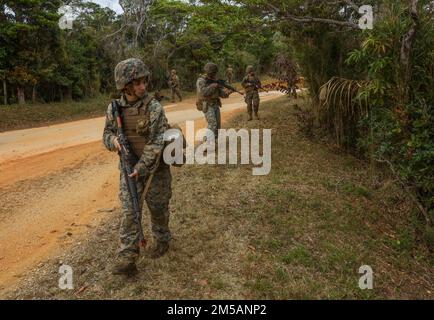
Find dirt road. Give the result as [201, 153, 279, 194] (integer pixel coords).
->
[0, 92, 283, 295]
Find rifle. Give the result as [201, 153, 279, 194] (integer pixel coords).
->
[168, 80, 178, 89]
[206, 78, 244, 96]
[111, 100, 147, 248]
[245, 79, 268, 93]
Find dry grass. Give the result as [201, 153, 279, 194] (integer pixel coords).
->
[6, 97, 433, 300]
[0, 90, 196, 133]
[0, 95, 111, 132]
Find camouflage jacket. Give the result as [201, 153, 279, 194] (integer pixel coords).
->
[169, 74, 180, 88]
[102, 94, 169, 176]
[196, 75, 229, 105]
[241, 74, 261, 93]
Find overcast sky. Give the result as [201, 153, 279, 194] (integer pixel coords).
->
[89, 0, 123, 14]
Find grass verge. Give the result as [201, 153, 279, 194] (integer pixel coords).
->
[5, 96, 433, 299]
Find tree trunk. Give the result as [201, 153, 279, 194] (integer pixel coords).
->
[32, 85, 37, 103]
[400, 0, 420, 104]
[65, 86, 72, 101]
[2, 79, 7, 105]
[59, 86, 63, 102]
[17, 87, 25, 105]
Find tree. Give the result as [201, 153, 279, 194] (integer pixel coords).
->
[2, 0, 64, 104]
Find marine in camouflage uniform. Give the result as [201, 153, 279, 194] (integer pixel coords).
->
[241, 65, 261, 121]
[196, 63, 231, 141]
[168, 69, 182, 103]
[103, 58, 173, 275]
[225, 65, 234, 84]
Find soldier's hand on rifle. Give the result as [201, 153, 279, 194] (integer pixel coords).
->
[129, 169, 139, 179]
[113, 137, 122, 151]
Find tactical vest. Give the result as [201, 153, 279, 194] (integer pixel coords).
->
[120, 96, 153, 158]
[196, 75, 222, 111]
[245, 74, 259, 93]
[170, 75, 179, 87]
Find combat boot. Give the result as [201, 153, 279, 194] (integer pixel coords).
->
[111, 258, 138, 276]
[150, 241, 169, 259]
[248, 113, 253, 121]
[254, 112, 260, 120]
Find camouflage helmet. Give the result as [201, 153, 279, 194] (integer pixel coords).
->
[115, 58, 150, 90]
[204, 62, 218, 75]
[246, 65, 254, 74]
[171, 69, 177, 74]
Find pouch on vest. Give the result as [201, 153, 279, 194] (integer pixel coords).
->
[136, 118, 150, 136]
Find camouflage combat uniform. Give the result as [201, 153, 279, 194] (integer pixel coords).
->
[241, 65, 261, 120]
[169, 70, 182, 103]
[225, 66, 234, 84]
[196, 63, 229, 140]
[103, 58, 172, 267]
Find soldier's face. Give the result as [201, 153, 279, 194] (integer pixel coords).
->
[131, 77, 148, 99]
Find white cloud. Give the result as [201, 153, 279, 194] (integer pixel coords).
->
[87, 0, 123, 14]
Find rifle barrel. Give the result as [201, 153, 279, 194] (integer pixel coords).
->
[207, 79, 244, 96]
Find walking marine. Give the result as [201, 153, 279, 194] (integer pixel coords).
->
[241, 65, 262, 121]
[168, 69, 182, 103]
[226, 65, 234, 84]
[103, 58, 173, 276]
[103, 60, 265, 275]
[196, 62, 234, 142]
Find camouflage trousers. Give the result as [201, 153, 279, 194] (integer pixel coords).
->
[226, 75, 233, 84]
[171, 87, 182, 102]
[118, 162, 172, 261]
[203, 104, 221, 140]
[245, 91, 260, 115]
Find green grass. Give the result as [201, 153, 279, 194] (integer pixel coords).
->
[341, 182, 372, 199]
[281, 246, 315, 267]
[230, 97, 433, 299]
[210, 278, 227, 291]
[274, 266, 289, 282]
[247, 277, 274, 297]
